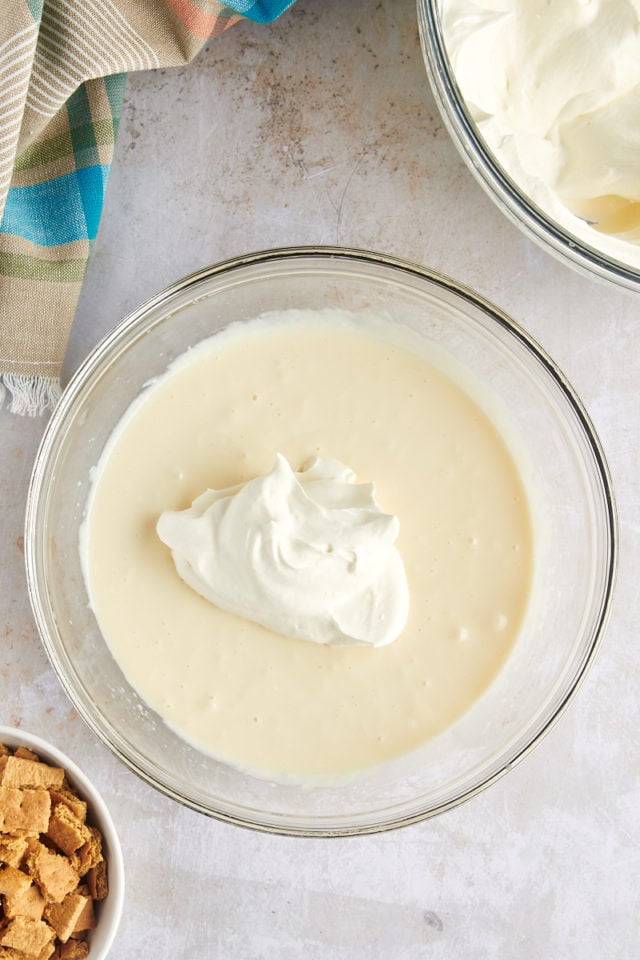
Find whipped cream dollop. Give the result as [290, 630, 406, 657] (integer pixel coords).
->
[442, 0, 640, 263]
[156, 454, 409, 648]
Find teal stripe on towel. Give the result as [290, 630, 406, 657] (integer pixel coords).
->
[1, 166, 110, 245]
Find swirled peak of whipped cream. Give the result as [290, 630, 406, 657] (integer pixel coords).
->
[443, 0, 640, 261]
[156, 454, 409, 648]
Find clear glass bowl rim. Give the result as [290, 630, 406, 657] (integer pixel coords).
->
[25, 245, 618, 836]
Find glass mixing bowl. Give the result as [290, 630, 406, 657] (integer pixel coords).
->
[417, 1, 640, 292]
[25, 247, 616, 835]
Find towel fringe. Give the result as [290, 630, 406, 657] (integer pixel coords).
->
[0, 373, 61, 417]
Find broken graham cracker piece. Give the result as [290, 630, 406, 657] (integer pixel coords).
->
[46, 806, 90, 858]
[59, 940, 89, 960]
[70, 828, 102, 879]
[3, 883, 47, 921]
[0, 835, 28, 869]
[0, 786, 51, 835]
[0, 916, 56, 956]
[44, 894, 86, 944]
[0, 864, 32, 898]
[47, 790, 86, 826]
[38, 948, 58, 960]
[0, 757, 65, 792]
[0, 942, 57, 960]
[70, 891, 95, 935]
[85, 861, 108, 902]
[13, 748, 40, 763]
[0, 950, 44, 960]
[26, 842, 79, 904]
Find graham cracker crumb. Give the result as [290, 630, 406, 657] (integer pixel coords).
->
[70, 895, 95, 935]
[0, 758, 65, 792]
[44, 894, 86, 944]
[47, 792, 86, 826]
[0, 836, 28, 869]
[3, 883, 47, 921]
[0, 786, 51, 835]
[0, 916, 55, 956]
[70, 830, 102, 879]
[37, 946, 57, 960]
[26, 844, 79, 904]
[85, 861, 108, 902]
[59, 940, 89, 959]
[13, 749, 40, 763]
[46, 806, 90, 858]
[0, 864, 32, 898]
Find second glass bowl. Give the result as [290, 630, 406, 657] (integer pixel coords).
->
[417, 0, 640, 292]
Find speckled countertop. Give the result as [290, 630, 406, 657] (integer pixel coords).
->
[2, 1, 638, 957]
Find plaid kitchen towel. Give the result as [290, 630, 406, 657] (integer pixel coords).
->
[0, 0, 295, 415]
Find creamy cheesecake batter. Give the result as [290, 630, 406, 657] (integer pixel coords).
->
[83, 310, 533, 779]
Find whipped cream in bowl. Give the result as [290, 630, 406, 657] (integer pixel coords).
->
[418, 0, 640, 288]
[156, 453, 409, 649]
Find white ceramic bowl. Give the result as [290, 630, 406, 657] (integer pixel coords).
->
[417, 0, 640, 292]
[25, 247, 617, 835]
[0, 726, 124, 959]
